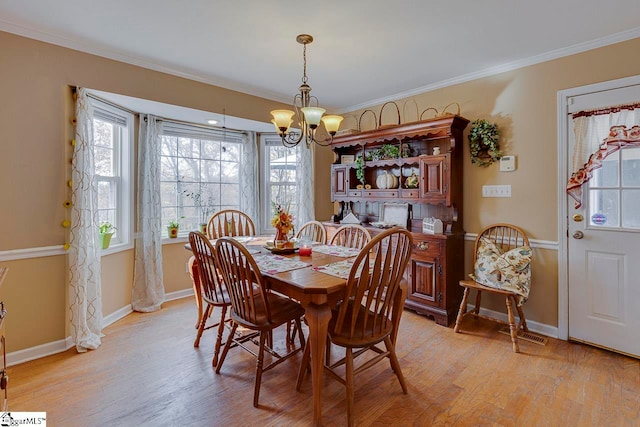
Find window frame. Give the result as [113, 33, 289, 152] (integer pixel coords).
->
[260, 134, 299, 234]
[90, 99, 134, 254]
[159, 122, 246, 238]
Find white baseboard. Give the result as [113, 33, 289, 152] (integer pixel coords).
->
[7, 288, 195, 366]
[467, 304, 558, 338]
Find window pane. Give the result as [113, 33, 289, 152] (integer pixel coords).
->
[160, 182, 178, 206]
[178, 158, 200, 182]
[178, 137, 200, 158]
[221, 143, 239, 161]
[588, 189, 619, 227]
[622, 189, 640, 229]
[160, 156, 178, 181]
[621, 147, 640, 187]
[591, 152, 618, 187]
[95, 146, 114, 176]
[201, 140, 221, 160]
[201, 159, 220, 181]
[161, 136, 177, 157]
[94, 120, 113, 148]
[221, 162, 239, 183]
[220, 183, 239, 206]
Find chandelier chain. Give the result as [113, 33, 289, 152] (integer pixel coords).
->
[302, 42, 308, 84]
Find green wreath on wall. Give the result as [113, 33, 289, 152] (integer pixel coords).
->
[468, 119, 502, 167]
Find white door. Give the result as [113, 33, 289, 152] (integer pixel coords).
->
[566, 85, 640, 358]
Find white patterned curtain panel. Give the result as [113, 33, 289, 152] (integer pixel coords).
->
[132, 114, 166, 312]
[69, 88, 103, 352]
[239, 132, 259, 222]
[296, 143, 315, 226]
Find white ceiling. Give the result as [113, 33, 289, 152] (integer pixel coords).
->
[2, 0, 640, 124]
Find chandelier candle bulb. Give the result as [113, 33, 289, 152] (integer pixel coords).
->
[322, 115, 344, 134]
[301, 107, 325, 127]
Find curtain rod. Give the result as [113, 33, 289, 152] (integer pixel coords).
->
[572, 102, 640, 118]
[73, 86, 249, 135]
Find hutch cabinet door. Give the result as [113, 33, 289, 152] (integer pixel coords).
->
[419, 155, 450, 205]
[331, 165, 348, 197]
[407, 255, 442, 308]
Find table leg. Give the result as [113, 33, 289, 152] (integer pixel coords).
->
[304, 301, 331, 427]
[188, 256, 203, 329]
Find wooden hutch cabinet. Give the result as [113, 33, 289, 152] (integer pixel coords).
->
[327, 115, 469, 325]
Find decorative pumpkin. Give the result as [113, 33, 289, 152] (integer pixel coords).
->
[376, 171, 398, 189]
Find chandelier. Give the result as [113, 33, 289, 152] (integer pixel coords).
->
[270, 34, 343, 148]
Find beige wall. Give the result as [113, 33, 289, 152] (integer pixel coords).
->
[343, 37, 640, 325]
[2, 28, 639, 354]
[0, 30, 293, 353]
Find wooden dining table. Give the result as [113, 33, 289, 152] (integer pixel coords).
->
[258, 249, 349, 426]
[187, 236, 407, 426]
[187, 237, 348, 426]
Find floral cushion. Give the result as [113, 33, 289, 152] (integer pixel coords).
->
[470, 237, 532, 306]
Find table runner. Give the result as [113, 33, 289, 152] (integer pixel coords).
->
[311, 244, 361, 258]
[253, 254, 311, 274]
[313, 259, 374, 280]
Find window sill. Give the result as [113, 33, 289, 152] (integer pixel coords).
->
[162, 236, 189, 245]
[100, 242, 133, 256]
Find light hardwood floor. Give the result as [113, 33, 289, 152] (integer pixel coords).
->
[10, 297, 640, 426]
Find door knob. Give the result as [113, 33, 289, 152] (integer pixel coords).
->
[573, 230, 584, 239]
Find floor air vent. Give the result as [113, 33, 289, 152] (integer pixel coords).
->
[498, 327, 548, 346]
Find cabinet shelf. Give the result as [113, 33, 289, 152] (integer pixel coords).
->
[329, 114, 469, 325]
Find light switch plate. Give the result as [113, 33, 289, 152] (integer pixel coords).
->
[500, 155, 516, 172]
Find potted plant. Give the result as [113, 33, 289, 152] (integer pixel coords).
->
[468, 119, 501, 167]
[167, 219, 181, 238]
[98, 222, 116, 249]
[183, 190, 215, 233]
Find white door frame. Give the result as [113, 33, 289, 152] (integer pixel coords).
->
[556, 74, 640, 341]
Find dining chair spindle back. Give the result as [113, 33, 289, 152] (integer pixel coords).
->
[188, 231, 232, 368]
[297, 227, 413, 426]
[206, 209, 255, 239]
[329, 224, 372, 249]
[214, 237, 306, 407]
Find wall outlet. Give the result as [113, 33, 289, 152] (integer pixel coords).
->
[482, 185, 512, 197]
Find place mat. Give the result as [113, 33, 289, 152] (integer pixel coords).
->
[313, 259, 373, 280]
[311, 244, 361, 258]
[253, 254, 311, 274]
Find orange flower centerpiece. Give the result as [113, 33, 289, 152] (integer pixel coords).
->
[271, 202, 294, 248]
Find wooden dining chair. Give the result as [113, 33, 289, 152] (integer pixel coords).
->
[188, 231, 232, 368]
[454, 223, 532, 353]
[296, 220, 327, 244]
[188, 209, 256, 329]
[206, 209, 256, 239]
[214, 237, 306, 407]
[297, 228, 413, 426]
[329, 224, 372, 249]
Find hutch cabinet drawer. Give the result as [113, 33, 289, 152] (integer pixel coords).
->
[348, 190, 362, 197]
[364, 190, 398, 198]
[412, 239, 442, 257]
[400, 189, 419, 198]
